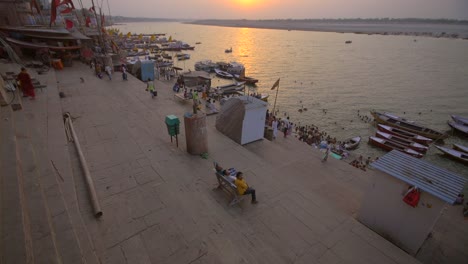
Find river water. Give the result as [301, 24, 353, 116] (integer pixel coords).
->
[114, 22, 468, 177]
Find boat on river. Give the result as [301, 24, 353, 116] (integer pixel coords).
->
[369, 136, 424, 158]
[194, 60, 217, 72]
[376, 131, 429, 153]
[176, 53, 190, 60]
[371, 111, 448, 140]
[377, 124, 433, 146]
[234, 74, 259, 85]
[451, 115, 468, 126]
[214, 68, 233, 79]
[448, 121, 468, 135]
[225, 47, 232, 53]
[344, 136, 361, 150]
[453, 143, 468, 153]
[435, 146, 468, 165]
[216, 82, 245, 94]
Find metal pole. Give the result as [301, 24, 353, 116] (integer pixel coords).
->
[64, 113, 103, 218]
[272, 83, 280, 115]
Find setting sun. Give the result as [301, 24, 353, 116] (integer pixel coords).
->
[234, 0, 265, 8]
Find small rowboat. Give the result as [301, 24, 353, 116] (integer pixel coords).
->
[216, 82, 245, 94]
[369, 136, 424, 158]
[343, 136, 361, 150]
[448, 121, 468, 136]
[376, 131, 429, 153]
[451, 115, 468, 126]
[234, 75, 259, 85]
[371, 111, 448, 140]
[435, 146, 468, 165]
[214, 68, 233, 79]
[453, 143, 468, 154]
[377, 124, 433, 146]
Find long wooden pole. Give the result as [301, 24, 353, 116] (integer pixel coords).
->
[64, 113, 103, 218]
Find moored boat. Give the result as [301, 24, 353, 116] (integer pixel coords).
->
[214, 68, 233, 79]
[448, 121, 468, 135]
[453, 143, 468, 154]
[377, 124, 433, 146]
[451, 115, 468, 126]
[234, 75, 259, 85]
[371, 111, 448, 140]
[215, 82, 245, 94]
[435, 146, 468, 165]
[376, 131, 428, 153]
[344, 136, 361, 150]
[368, 136, 424, 158]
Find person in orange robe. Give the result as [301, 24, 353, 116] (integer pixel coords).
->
[17, 67, 35, 100]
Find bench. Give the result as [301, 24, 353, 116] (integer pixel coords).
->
[213, 163, 245, 206]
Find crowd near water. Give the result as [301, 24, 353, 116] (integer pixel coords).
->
[114, 22, 468, 177]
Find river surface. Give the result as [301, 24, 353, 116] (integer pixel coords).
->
[113, 22, 468, 178]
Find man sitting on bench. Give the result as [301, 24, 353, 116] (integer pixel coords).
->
[234, 172, 258, 204]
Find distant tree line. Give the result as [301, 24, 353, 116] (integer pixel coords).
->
[260, 18, 468, 25]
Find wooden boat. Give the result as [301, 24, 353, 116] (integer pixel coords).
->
[225, 47, 232, 53]
[371, 111, 448, 140]
[214, 68, 233, 79]
[176, 53, 190, 60]
[435, 146, 468, 165]
[451, 115, 468, 126]
[343, 136, 361, 150]
[448, 121, 468, 135]
[216, 82, 245, 94]
[234, 75, 259, 85]
[376, 131, 428, 153]
[377, 124, 433, 146]
[453, 143, 468, 154]
[368, 136, 424, 158]
[383, 112, 415, 123]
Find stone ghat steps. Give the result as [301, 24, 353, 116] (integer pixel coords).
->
[0, 104, 29, 263]
[0, 104, 84, 263]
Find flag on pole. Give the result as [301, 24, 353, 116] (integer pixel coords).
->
[271, 78, 280, 90]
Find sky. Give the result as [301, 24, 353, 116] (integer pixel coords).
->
[80, 0, 468, 20]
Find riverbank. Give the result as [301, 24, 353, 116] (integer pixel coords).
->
[187, 19, 468, 40]
[1, 61, 467, 263]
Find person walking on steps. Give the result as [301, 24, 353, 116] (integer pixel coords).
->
[147, 78, 157, 98]
[234, 172, 258, 204]
[121, 64, 128, 81]
[105, 65, 112, 80]
[17, 67, 35, 100]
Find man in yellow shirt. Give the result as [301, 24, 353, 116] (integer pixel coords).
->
[234, 172, 258, 204]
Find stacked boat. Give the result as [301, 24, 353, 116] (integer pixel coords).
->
[448, 115, 468, 136]
[371, 111, 448, 140]
[436, 143, 468, 165]
[368, 111, 444, 158]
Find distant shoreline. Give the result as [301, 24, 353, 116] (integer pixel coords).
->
[187, 19, 468, 40]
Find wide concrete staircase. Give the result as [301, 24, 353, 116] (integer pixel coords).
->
[0, 66, 99, 263]
[0, 104, 85, 263]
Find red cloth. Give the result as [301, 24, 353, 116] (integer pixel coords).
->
[85, 16, 91, 27]
[403, 187, 420, 207]
[65, 19, 74, 29]
[17, 72, 35, 98]
[59, 0, 75, 9]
